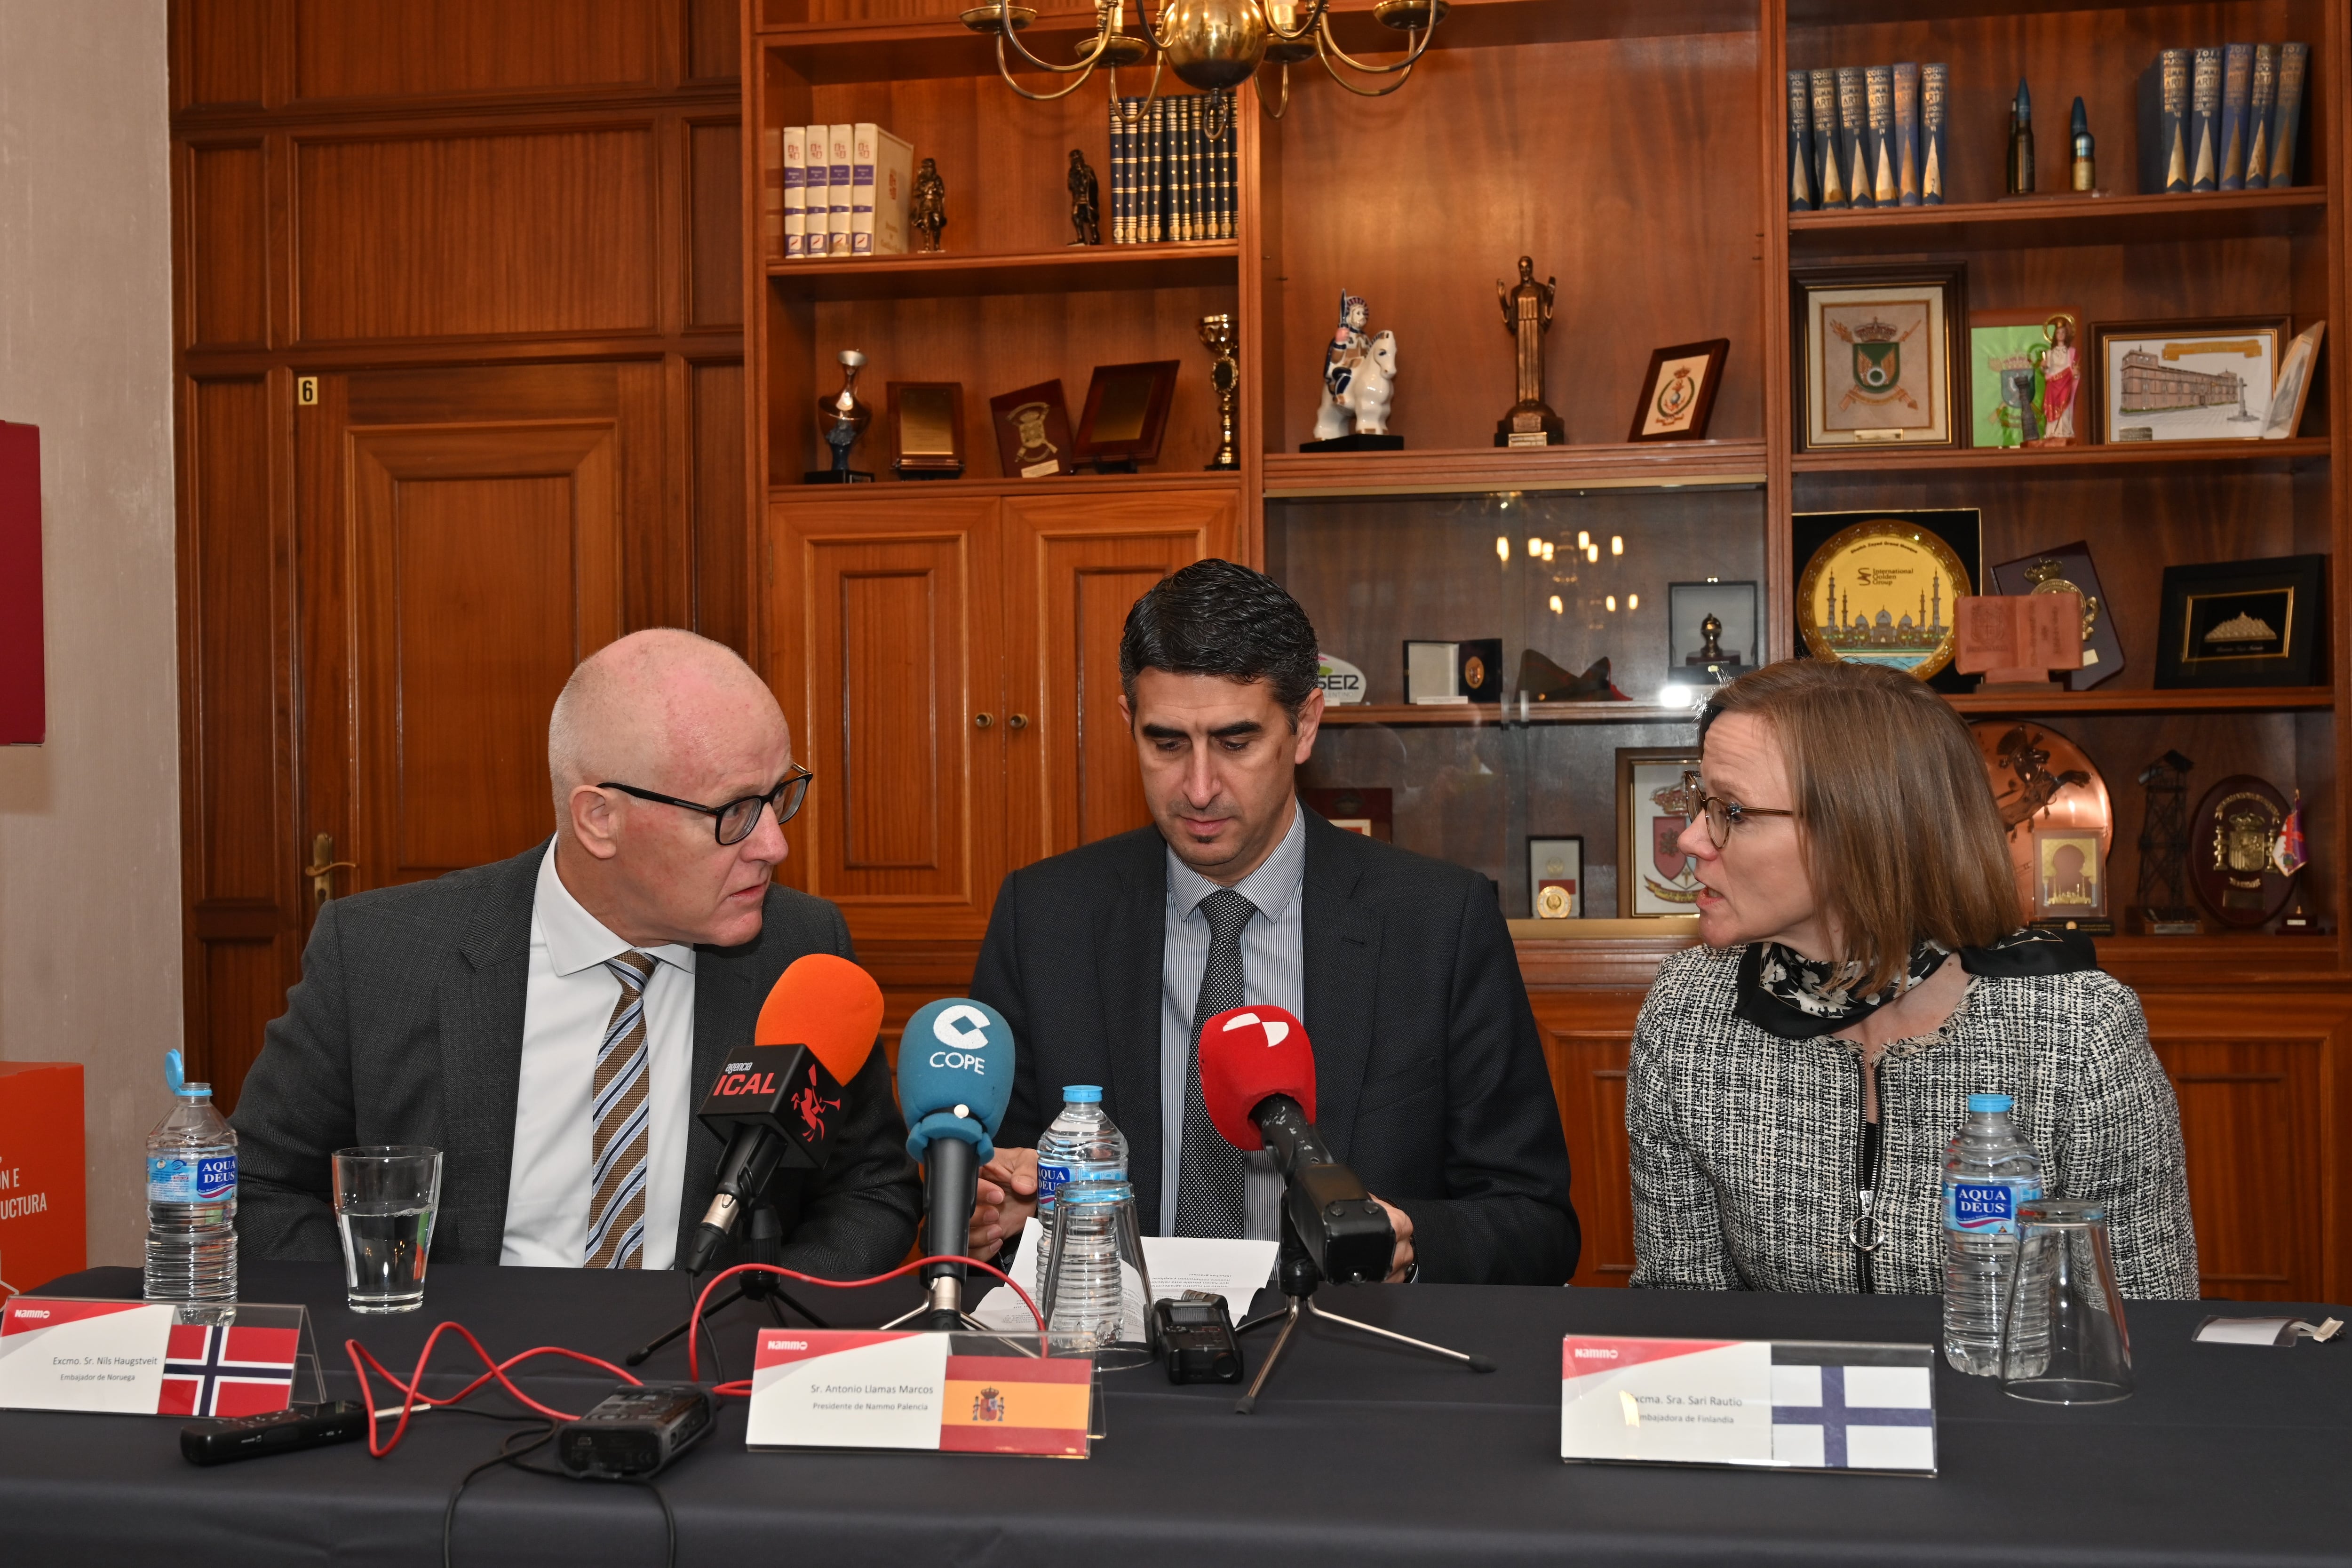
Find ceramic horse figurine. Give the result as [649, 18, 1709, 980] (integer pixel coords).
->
[1314, 330, 1398, 440]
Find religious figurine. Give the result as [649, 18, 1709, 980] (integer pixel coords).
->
[807, 350, 874, 484]
[1304, 292, 1402, 449]
[911, 158, 946, 253]
[1067, 150, 1101, 247]
[1495, 255, 1563, 446]
[1199, 312, 1240, 470]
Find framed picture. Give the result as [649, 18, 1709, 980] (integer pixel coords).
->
[1616, 747, 1703, 917]
[2155, 553, 2328, 689]
[988, 380, 1076, 478]
[1526, 836, 1584, 919]
[1302, 786, 1392, 842]
[1074, 359, 1180, 470]
[1968, 308, 2084, 449]
[886, 382, 965, 479]
[2094, 318, 2284, 444]
[1792, 264, 1965, 450]
[2033, 828, 2107, 923]
[1990, 542, 2121, 691]
[1627, 339, 1731, 443]
[1793, 509, 1981, 690]
[1666, 580, 1758, 687]
[2264, 322, 2326, 439]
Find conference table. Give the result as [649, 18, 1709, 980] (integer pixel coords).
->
[1, 1261, 2344, 1566]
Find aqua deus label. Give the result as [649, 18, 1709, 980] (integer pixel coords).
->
[147, 1154, 237, 1203]
[1945, 1179, 2042, 1236]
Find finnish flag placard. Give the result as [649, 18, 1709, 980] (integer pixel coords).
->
[1561, 1336, 1936, 1475]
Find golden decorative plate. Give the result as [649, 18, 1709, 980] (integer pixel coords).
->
[1796, 518, 1973, 680]
[1971, 721, 2114, 915]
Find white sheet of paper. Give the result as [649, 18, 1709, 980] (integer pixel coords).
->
[969, 1220, 1277, 1341]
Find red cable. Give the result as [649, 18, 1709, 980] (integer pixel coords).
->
[342, 1254, 1046, 1458]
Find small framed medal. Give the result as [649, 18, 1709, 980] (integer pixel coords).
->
[1526, 837, 1584, 919]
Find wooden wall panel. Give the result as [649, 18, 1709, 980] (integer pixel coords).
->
[290, 0, 656, 101]
[185, 144, 266, 349]
[689, 119, 745, 328]
[1000, 486, 1239, 863]
[691, 361, 749, 651]
[188, 378, 281, 904]
[294, 130, 660, 342]
[1531, 992, 1642, 1289]
[349, 423, 623, 885]
[202, 942, 288, 1114]
[688, 0, 743, 82]
[175, 0, 267, 111]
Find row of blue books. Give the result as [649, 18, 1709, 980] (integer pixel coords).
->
[1786, 64, 1949, 212]
[1109, 93, 1236, 245]
[2138, 44, 2309, 195]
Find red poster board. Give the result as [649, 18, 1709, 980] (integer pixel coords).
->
[0, 1062, 85, 1293]
[0, 422, 41, 744]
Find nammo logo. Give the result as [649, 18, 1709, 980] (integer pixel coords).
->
[1572, 1347, 1618, 1359]
[1221, 1011, 1290, 1047]
[929, 1003, 992, 1075]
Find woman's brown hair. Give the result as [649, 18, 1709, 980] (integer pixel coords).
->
[1698, 658, 2021, 993]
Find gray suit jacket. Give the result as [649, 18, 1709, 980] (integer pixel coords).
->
[231, 842, 921, 1275]
[973, 812, 1579, 1284]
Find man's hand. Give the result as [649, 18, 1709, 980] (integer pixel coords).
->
[969, 1146, 1040, 1260]
[1371, 1194, 1416, 1283]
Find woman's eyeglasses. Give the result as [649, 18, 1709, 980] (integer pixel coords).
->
[1676, 770, 1795, 850]
[599, 764, 815, 845]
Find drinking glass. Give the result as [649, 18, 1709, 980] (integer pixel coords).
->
[1039, 1178, 1155, 1367]
[332, 1145, 442, 1314]
[2000, 1197, 2133, 1404]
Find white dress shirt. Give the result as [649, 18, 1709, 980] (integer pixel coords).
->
[1159, 804, 1306, 1241]
[501, 843, 696, 1269]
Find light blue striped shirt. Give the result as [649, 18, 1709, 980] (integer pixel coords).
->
[1159, 803, 1307, 1239]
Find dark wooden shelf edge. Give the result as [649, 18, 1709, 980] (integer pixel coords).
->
[1944, 686, 2332, 715]
[1793, 437, 2331, 475]
[1786, 186, 2326, 251]
[766, 242, 1240, 300]
[1323, 701, 1703, 726]
[1263, 440, 1769, 496]
[769, 470, 1246, 502]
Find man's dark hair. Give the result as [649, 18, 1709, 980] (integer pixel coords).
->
[1118, 558, 1321, 720]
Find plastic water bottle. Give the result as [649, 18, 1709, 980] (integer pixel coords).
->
[1941, 1092, 2043, 1376]
[1034, 1085, 1127, 1232]
[144, 1050, 238, 1306]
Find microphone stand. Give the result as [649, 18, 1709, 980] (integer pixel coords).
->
[879, 1135, 991, 1332]
[1230, 1213, 1493, 1415]
[625, 1195, 831, 1369]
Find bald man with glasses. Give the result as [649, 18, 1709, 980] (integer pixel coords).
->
[231, 629, 920, 1277]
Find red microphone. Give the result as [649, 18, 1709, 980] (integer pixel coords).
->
[1197, 1005, 1389, 1285]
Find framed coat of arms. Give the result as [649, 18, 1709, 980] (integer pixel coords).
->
[1793, 264, 1966, 450]
[1617, 747, 1704, 917]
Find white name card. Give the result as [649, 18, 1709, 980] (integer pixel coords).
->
[1561, 1336, 1937, 1475]
[0, 1297, 318, 1418]
[747, 1329, 1093, 1457]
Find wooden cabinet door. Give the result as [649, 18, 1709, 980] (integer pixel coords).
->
[1530, 992, 1644, 1288]
[763, 497, 1008, 941]
[1000, 485, 1239, 865]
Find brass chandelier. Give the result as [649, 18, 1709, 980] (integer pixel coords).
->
[960, 0, 1449, 119]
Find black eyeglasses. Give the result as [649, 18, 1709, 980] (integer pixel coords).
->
[599, 764, 815, 845]
[1677, 770, 1796, 850]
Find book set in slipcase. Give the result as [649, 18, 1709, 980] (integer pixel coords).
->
[768, 121, 917, 260]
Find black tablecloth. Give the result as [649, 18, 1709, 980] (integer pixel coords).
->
[2, 1262, 2345, 1567]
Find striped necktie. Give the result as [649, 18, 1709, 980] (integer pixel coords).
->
[586, 950, 658, 1269]
[1173, 886, 1255, 1238]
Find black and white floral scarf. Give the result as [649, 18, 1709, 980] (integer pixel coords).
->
[1732, 927, 2097, 1041]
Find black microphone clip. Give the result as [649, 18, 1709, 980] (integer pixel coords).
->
[683, 1044, 846, 1273]
[1249, 1094, 1394, 1286]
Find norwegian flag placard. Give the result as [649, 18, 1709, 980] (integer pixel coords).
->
[1561, 1336, 1937, 1475]
[0, 1297, 320, 1417]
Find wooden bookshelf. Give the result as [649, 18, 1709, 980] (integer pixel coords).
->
[1792, 436, 2332, 474]
[1786, 186, 2328, 254]
[765, 241, 1239, 300]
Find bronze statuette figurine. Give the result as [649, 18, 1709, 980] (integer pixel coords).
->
[1068, 150, 1101, 247]
[911, 158, 946, 253]
[1496, 255, 1564, 447]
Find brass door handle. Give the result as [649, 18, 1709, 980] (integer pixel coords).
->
[974, 712, 994, 729]
[1008, 714, 1029, 730]
[305, 832, 356, 906]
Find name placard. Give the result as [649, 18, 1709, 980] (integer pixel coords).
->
[1560, 1336, 1937, 1475]
[746, 1329, 1093, 1457]
[0, 1297, 320, 1418]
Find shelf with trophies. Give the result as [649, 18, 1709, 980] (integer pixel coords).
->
[743, 0, 2352, 1294]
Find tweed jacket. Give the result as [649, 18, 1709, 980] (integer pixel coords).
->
[1627, 943, 2200, 1300]
[231, 841, 922, 1276]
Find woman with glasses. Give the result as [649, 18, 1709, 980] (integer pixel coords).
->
[1627, 658, 2197, 1299]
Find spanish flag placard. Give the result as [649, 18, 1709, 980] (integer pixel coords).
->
[747, 1329, 1092, 1457]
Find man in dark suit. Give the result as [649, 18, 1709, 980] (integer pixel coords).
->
[232, 629, 919, 1276]
[968, 562, 1577, 1284]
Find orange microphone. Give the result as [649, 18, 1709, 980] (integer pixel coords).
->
[683, 954, 884, 1273]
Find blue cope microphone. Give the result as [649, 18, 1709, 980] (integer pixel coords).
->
[897, 998, 1016, 1328]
